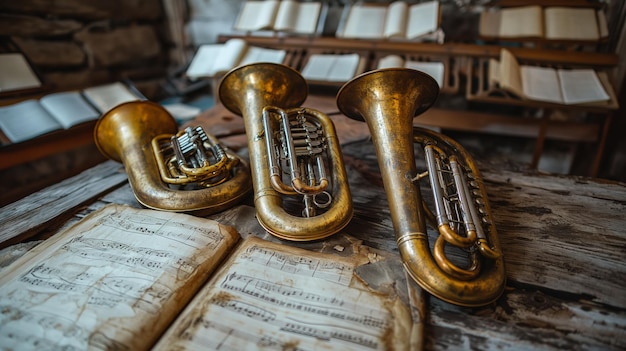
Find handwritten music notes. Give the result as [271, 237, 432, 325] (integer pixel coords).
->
[0, 204, 240, 350]
[154, 237, 410, 351]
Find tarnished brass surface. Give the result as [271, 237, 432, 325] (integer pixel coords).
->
[219, 63, 353, 241]
[94, 101, 252, 214]
[337, 68, 505, 307]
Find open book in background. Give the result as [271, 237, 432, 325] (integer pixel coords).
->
[337, 1, 440, 40]
[0, 53, 43, 95]
[479, 5, 609, 41]
[489, 49, 610, 105]
[377, 54, 445, 88]
[0, 82, 142, 143]
[185, 38, 286, 80]
[0, 204, 410, 350]
[234, 0, 323, 35]
[301, 53, 364, 83]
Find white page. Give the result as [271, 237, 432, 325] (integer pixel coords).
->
[82, 82, 140, 113]
[185, 43, 223, 80]
[234, 0, 280, 31]
[544, 7, 599, 40]
[558, 69, 609, 104]
[499, 5, 543, 38]
[212, 38, 249, 74]
[275, 1, 321, 34]
[520, 66, 563, 103]
[377, 54, 405, 69]
[0, 53, 41, 91]
[404, 60, 445, 88]
[302, 54, 360, 82]
[239, 46, 286, 67]
[406, 1, 440, 39]
[384, 1, 408, 38]
[0, 100, 61, 142]
[339, 5, 387, 39]
[0, 53, 42, 92]
[39, 91, 100, 129]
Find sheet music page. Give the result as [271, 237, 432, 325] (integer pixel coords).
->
[384, 1, 408, 38]
[0, 204, 240, 350]
[558, 69, 609, 105]
[339, 5, 387, 39]
[82, 82, 141, 113]
[234, 0, 280, 31]
[0, 53, 41, 92]
[520, 66, 563, 104]
[39, 91, 100, 129]
[154, 236, 410, 351]
[0, 99, 61, 142]
[274, 1, 322, 34]
[405, 1, 439, 39]
[544, 7, 599, 40]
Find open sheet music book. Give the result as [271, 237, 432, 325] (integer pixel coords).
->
[377, 55, 445, 88]
[0, 204, 411, 350]
[234, 0, 323, 35]
[479, 5, 609, 41]
[488, 49, 610, 105]
[0, 82, 142, 143]
[185, 38, 286, 80]
[338, 1, 440, 40]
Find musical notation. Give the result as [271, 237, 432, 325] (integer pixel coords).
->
[0, 204, 236, 350]
[156, 238, 398, 351]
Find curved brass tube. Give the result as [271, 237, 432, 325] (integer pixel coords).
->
[218, 63, 353, 241]
[94, 101, 252, 215]
[337, 68, 505, 307]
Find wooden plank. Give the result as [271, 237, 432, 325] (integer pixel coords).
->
[340, 140, 626, 310]
[0, 160, 127, 248]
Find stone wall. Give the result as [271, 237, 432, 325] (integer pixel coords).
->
[0, 0, 172, 99]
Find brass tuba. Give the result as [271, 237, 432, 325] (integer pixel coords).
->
[218, 63, 353, 241]
[94, 100, 252, 214]
[336, 68, 505, 307]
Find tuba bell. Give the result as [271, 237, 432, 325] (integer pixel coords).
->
[336, 68, 505, 307]
[218, 63, 353, 241]
[94, 100, 252, 214]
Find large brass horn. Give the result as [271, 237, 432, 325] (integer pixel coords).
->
[218, 63, 353, 241]
[336, 68, 505, 307]
[94, 100, 252, 214]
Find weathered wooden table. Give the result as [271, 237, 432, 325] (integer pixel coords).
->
[1, 97, 624, 350]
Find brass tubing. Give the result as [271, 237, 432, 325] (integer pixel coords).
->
[219, 63, 353, 241]
[94, 101, 252, 215]
[337, 68, 505, 306]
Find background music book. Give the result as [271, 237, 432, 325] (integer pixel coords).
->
[0, 53, 42, 93]
[489, 49, 610, 105]
[234, 0, 323, 34]
[337, 1, 440, 40]
[185, 38, 286, 80]
[377, 54, 445, 88]
[0, 82, 141, 143]
[0, 204, 410, 350]
[300, 53, 363, 82]
[479, 5, 608, 40]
